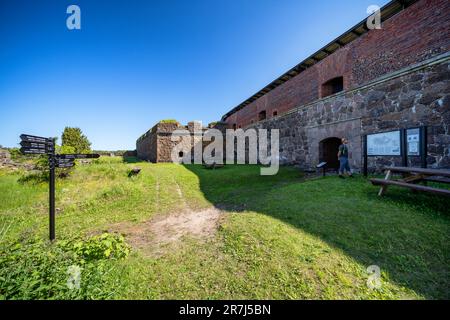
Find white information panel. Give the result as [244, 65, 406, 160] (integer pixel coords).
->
[367, 130, 401, 156]
[407, 128, 420, 156]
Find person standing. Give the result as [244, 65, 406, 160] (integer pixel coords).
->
[337, 138, 353, 178]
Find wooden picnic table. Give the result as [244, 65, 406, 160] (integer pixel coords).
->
[370, 166, 450, 197]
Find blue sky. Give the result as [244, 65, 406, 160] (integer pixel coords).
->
[0, 0, 389, 150]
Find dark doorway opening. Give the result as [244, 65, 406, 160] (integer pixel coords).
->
[319, 137, 341, 171]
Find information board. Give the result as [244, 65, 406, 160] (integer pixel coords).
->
[407, 128, 420, 156]
[367, 130, 401, 156]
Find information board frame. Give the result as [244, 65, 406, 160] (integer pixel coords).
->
[366, 130, 401, 157]
[406, 127, 421, 156]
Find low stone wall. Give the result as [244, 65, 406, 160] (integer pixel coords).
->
[0, 149, 36, 171]
[122, 150, 137, 158]
[0, 149, 12, 167]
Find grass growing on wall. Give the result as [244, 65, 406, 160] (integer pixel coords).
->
[158, 119, 179, 124]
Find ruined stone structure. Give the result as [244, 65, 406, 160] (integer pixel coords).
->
[0, 148, 36, 171]
[0, 148, 12, 168]
[137, 0, 449, 171]
[136, 121, 226, 162]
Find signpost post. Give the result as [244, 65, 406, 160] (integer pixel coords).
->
[19, 134, 100, 241]
[57, 154, 101, 159]
[419, 126, 427, 168]
[49, 139, 56, 241]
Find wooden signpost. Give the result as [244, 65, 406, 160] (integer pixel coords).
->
[19, 134, 100, 241]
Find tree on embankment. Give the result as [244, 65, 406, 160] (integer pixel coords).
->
[61, 127, 91, 154]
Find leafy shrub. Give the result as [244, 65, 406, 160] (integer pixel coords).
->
[8, 148, 26, 162]
[69, 233, 130, 261]
[17, 170, 48, 184]
[0, 233, 129, 299]
[58, 145, 76, 155]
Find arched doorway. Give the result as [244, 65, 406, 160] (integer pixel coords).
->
[319, 137, 341, 171]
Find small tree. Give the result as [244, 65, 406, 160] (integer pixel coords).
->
[61, 127, 91, 154]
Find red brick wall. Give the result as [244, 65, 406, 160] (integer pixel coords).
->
[224, 0, 450, 128]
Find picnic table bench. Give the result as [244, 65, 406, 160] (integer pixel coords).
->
[370, 166, 450, 197]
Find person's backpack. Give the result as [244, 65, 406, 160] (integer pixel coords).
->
[340, 144, 348, 157]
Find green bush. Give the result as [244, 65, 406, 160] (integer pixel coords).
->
[69, 233, 130, 261]
[8, 148, 25, 161]
[17, 170, 48, 184]
[0, 233, 129, 299]
[8, 148, 36, 163]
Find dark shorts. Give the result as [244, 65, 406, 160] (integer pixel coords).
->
[339, 157, 351, 174]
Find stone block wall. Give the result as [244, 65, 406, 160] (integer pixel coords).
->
[136, 125, 158, 162]
[136, 121, 227, 163]
[137, 122, 180, 162]
[0, 149, 12, 167]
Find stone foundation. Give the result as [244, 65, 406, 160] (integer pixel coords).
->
[0, 149, 12, 167]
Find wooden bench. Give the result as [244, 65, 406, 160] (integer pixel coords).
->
[370, 178, 450, 197]
[128, 167, 141, 177]
[370, 166, 450, 197]
[423, 176, 450, 184]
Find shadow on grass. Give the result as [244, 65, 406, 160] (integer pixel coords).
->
[183, 164, 450, 299]
[122, 156, 147, 164]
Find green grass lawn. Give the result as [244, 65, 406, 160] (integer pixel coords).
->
[0, 157, 448, 299]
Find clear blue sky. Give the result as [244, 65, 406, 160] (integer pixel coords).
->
[0, 0, 389, 150]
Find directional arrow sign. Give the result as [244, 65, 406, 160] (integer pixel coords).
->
[50, 158, 74, 165]
[57, 154, 100, 159]
[20, 141, 54, 150]
[20, 134, 52, 144]
[20, 141, 47, 149]
[56, 158, 74, 163]
[56, 162, 75, 168]
[20, 147, 48, 155]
